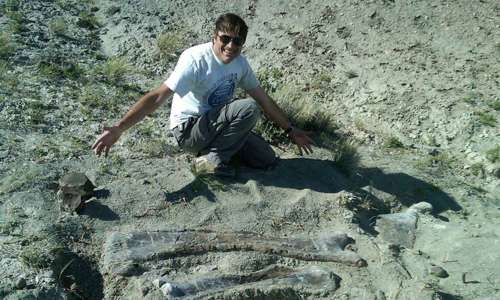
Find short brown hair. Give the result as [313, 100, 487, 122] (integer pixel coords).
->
[214, 13, 248, 42]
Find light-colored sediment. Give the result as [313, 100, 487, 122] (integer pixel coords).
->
[0, 0, 499, 299]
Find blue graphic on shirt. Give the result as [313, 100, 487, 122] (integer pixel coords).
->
[207, 73, 237, 107]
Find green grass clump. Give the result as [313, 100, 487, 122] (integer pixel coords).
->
[470, 163, 485, 177]
[3, 0, 20, 11]
[330, 137, 359, 176]
[255, 66, 341, 154]
[255, 66, 359, 174]
[486, 145, 500, 163]
[309, 72, 332, 90]
[415, 152, 457, 175]
[0, 32, 16, 59]
[157, 32, 183, 59]
[20, 246, 52, 269]
[78, 83, 139, 119]
[78, 84, 114, 116]
[2, 0, 26, 32]
[77, 11, 100, 29]
[462, 95, 475, 104]
[257, 67, 284, 93]
[39, 61, 84, 80]
[25, 99, 53, 125]
[384, 136, 405, 149]
[48, 17, 67, 36]
[100, 57, 130, 84]
[489, 100, 500, 111]
[476, 111, 497, 127]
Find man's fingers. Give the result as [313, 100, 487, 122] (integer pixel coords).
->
[91, 139, 100, 150]
[297, 145, 303, 156]
[305, 144, 313, 154]
[303, 145, 312, 154]
[94, 143, 103, 156]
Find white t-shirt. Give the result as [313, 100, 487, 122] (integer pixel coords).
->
[165, 42, 259, 129]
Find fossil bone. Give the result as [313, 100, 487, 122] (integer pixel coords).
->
[158, 265, 340, 299]
[103, 230, 366, 276]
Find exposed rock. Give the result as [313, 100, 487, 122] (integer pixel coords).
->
[57, 172, 96, 213]
[408, 202, 433, 214]
[429, 265, 449, 278]
[375, 209, 417, 248]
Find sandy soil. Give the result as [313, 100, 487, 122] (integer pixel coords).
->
[0, 0, 499, 299]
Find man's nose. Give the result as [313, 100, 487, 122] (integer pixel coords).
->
[226, 40, 238, 48]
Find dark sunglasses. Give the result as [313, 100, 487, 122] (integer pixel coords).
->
[218, 34, 244, 46]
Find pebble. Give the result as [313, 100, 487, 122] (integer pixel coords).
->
[408, 202, 433, 214]
[429, 265, 449, 278]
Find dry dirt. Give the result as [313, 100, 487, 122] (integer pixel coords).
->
[0, 0, 499, 299]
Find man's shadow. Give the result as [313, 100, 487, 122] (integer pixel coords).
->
[165, 158, 461, 216]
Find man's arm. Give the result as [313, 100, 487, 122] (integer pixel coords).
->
[92, 83, 173, 156]
[246, 85, 314, 155]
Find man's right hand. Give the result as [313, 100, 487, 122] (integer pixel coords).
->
[91, 125, 123, 157]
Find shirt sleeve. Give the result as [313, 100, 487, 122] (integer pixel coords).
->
[238, 57, 260, 91]
[165, 51, 197, 97]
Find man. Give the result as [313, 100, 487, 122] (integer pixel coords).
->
[92, 13, 313, 177]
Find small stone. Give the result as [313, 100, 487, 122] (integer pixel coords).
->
[160, 283, 174, 297]
[408, 202, 433, 214]
[58, 172, 96, 212]
[429, 265, 449, 278]
[15, 277, 26, 289]
[59, 172, 96, 197]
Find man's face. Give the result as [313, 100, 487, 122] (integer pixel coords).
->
[212, 31, 244, 64]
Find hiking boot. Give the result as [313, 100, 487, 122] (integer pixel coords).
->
[191, 156, 236, 178]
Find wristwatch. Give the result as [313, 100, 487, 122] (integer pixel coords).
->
[284, 125, 294, 134]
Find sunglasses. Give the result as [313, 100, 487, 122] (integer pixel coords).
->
[218, 34, 244, 46]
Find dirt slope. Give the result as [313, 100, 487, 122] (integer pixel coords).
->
[0, 0, 498, 299]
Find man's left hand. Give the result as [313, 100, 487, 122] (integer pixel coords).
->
[289, 127, 314, 155]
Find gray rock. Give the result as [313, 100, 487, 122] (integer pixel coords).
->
[429, 265, 449, 278]
[408, 202, 433, 214]
[57, 172, 96, 212]
[375, 210, 418, 248]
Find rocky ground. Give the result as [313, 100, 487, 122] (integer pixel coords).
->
[0, 0, 499, 299]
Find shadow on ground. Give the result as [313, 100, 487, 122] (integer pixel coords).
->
[80, 201, 120, 221]
[51, 250, 104, 300]
[166, 158, 461, 216]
